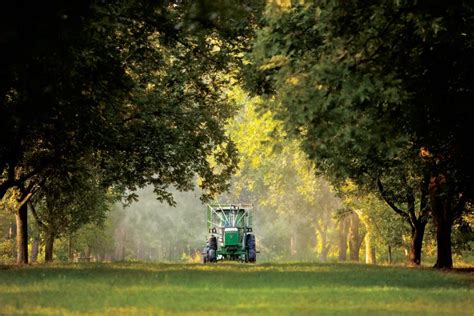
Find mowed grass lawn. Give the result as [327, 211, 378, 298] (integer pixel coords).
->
[0, 262, 472, 315]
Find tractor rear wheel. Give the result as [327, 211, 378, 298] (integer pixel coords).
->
[202, 245, 209, 264]
[207, 236, 218, 262]
[209, 236, 217, 250]
[208, 249, 217, 262]
[245, 234, 256, 263]
[248, 249, 256, 262]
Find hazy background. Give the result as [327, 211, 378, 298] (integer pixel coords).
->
[78, 178, 348, 263]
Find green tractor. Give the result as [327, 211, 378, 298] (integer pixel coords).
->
[202, 203, 257, 263]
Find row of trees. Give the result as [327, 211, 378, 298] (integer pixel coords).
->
[223, 88, 471, 264]
[245, 1, 473, 268]
[0, 0, 266, 264]
[1, 89, 470, 264]
[1, 1, 472, 268]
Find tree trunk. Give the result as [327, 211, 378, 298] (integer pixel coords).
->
[30, 236, 39, 263]
[68, 236, 74, 262]
[408, 222, 426, 265]
[15, 203, 28, 264]
[370, 246, 376, 264]
[122, 229, 126, 261]
[433, 216, 453, 268]
[45, 231, 55, 262]
[387, 245, 392, 265]
[365, 230, 376, 264]
[137, 239, 143, 260]
[290, 233, 297, 257]
[319, 231, 328, 262]
[338, 217, 349, 261]
[85, 246, 91, 262]
[430, 174, 454, 269]
[349, 212, 361, 261]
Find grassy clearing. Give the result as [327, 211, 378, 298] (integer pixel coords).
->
[0, 262, 472, 315]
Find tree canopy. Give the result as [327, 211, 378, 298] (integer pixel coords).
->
[247, 1, 474, 268]
[0, 0, 264, 263]
[0, 1, 244, 204]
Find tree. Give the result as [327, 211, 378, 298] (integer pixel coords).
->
[347, 211, 364, 262]
[336, 212, 350, 261]
[0, 186, 40, 264]
[1, 1, 244, 263]
[339, 181, 412, 265]
[29, 164, 113, 262]
[247, 1, 474, 268]
[224, 88, 342, 261]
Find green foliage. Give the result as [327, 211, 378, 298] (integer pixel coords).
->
[56, 223, 116, 262]
[0, 0, 243, 206]
[246, 1, 474, 267]
[224, 88, 342, 261]
[0, 239, 15, 264]
[0, 203, 15, 263]
[31, 163, 114, 239]
[452, 211, 474, 255]
[249, 0, 474, 189]
[250, 2, 407, 184]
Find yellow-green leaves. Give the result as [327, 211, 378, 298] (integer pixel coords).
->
[259, 55, 289, 71]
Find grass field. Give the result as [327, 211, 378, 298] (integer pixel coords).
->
[0, 262, 472, 315]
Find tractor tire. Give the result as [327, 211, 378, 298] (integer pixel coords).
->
[245, 234, 255, 248]
[202, 245, 209, 264]
[209, 236, 218, 250]
[246, 234, 256, 263]
[208, 249, 217, 262]
[248, 249, 256, 263]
